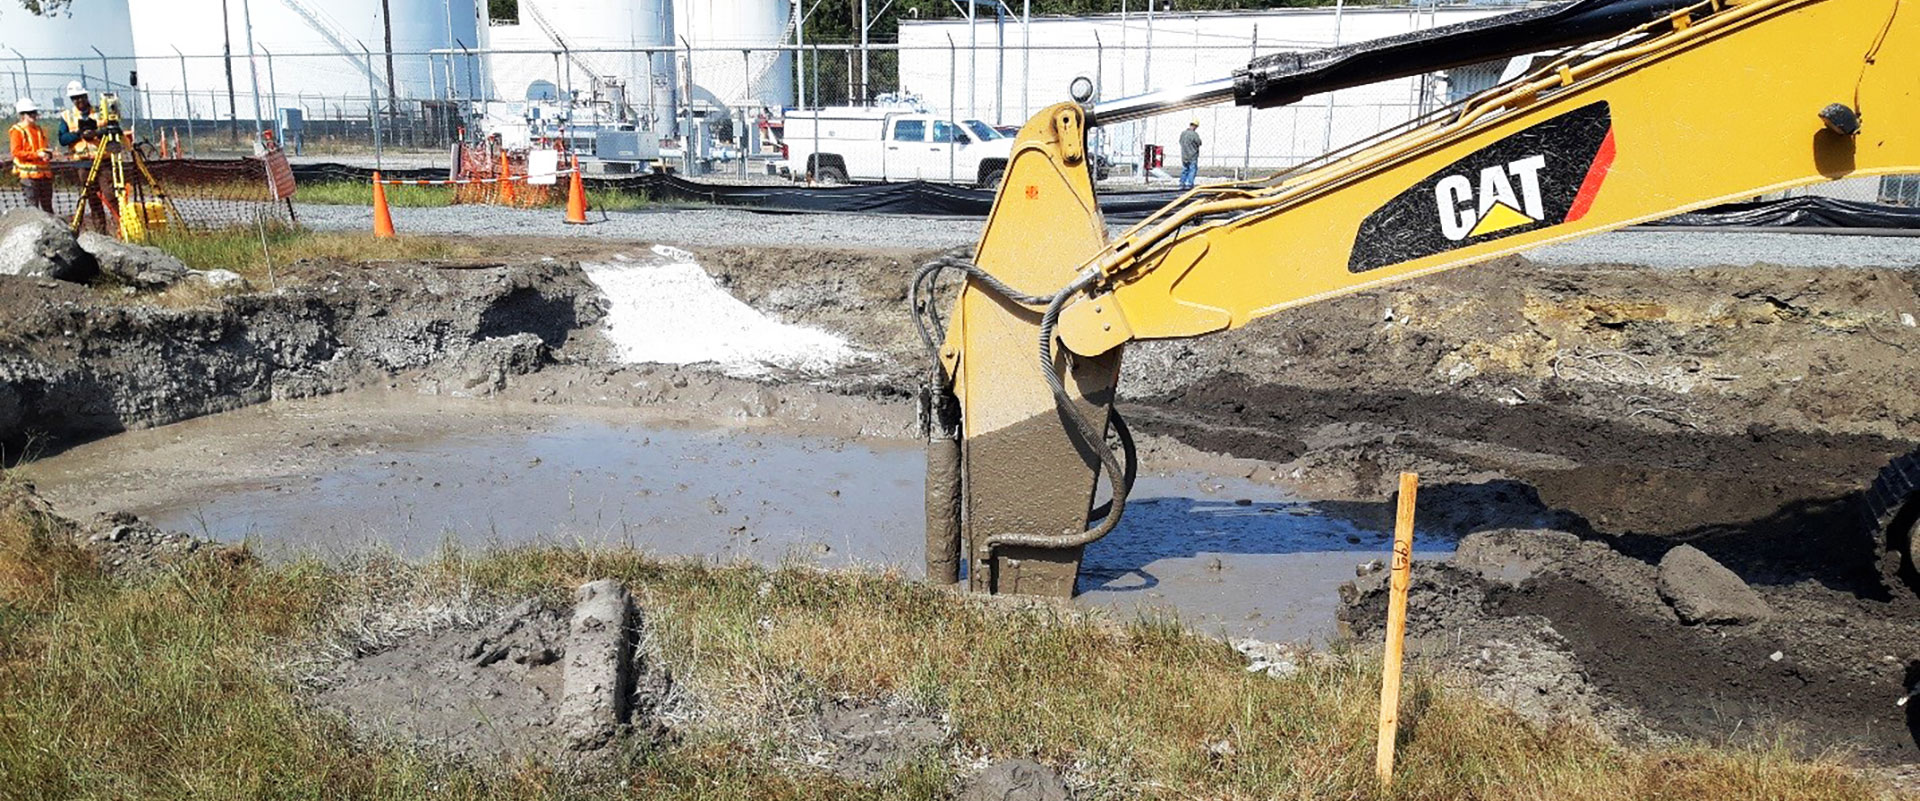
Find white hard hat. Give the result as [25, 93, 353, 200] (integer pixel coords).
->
[15, 97, 37, 114]
[65, 80, 87, 99]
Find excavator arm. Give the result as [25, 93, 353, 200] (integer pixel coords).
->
[923, 0, 1920, 597]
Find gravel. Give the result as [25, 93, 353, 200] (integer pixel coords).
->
[296, 202, 1920, 268]
[1524, 229, 1920, 269]
[294, 203, 985, 251]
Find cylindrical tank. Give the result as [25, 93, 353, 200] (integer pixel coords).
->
[483, 0, 676, 131]
[0, 0, 137, 115]
[673, 0, 792, 110]
[129, 0, 479, 124]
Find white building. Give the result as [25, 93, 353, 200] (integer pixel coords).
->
[898, 5, 1525, 173]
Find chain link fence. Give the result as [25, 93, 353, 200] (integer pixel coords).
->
[3, 36, 1911, 203]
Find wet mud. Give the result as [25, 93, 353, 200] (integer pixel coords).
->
[9, 242, 1920, 769]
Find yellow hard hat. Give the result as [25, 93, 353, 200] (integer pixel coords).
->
[1189, 119, 1199, 126]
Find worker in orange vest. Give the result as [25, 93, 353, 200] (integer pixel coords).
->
[10, 98, 55, 214]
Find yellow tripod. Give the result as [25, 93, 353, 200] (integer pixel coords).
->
[67, 130, 180, 243]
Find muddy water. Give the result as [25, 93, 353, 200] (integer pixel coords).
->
[29, 400, 1450, 643]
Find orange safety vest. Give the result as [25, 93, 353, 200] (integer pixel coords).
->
[9, 120, 50, 180]
[60, 106, 110, 158]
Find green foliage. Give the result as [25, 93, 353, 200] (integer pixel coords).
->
[12, 0, 74, 16]
[487, 0, 517, 24]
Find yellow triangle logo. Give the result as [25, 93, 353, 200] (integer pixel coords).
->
[1468, 202, 1536, 238]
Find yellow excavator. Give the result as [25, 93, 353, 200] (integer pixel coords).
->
[917, 0, 1920, 597]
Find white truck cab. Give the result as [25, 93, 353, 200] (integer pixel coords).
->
[780, 107, 1014, 188]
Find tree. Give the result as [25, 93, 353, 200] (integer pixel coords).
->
[15, 0, 75, 14]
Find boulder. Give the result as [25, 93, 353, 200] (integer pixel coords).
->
[1657, 544, 1773, 625]
[0, 209, 96, 283]
[77, 231, 188, 290]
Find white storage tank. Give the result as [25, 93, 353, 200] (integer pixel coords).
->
[129, 0, 479, 123]
[483, 0, 677, 129]
[0, 0, 137, 115]
[673, 0, 792, 110]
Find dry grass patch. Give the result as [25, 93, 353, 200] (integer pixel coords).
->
[0, 500, 1892, 800]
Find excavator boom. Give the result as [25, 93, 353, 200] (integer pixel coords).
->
[924, 0, 1920, 596]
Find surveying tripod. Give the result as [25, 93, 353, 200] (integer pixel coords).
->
[67, 126, 181, 243]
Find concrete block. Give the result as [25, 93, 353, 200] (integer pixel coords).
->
[561, 578, 636, 751]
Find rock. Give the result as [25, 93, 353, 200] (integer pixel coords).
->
[958, 759, 1070, 801]
[1452, 528, 1585, 587]
[1233, 638, 1300, 678]
[1657, 545, 1773, 625]
[561, 579, 638, 751]
[0, 208, 96, 282]
[76, 231, 188, 290]
[184, 268, 249, 290]
[444, 333, 548, 396]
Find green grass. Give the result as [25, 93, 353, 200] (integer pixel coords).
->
[0, 484, 1889, 801]
[143, 228, 493, 285]
[294, 180, 654, 212]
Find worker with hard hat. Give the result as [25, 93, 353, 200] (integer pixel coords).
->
[57, 81, 117, 232]
[10, 98, 54, 214]
[57, 81, 111, 160]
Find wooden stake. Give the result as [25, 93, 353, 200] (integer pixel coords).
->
[1376, 471, 1418, 786]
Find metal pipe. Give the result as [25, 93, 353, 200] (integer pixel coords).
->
[172, 46, 192, 153]
[263, 46, 278, 136]
[1087, 77, 1237, 128]
[10, 48, 31, 100]
[362, 45, 382, 167]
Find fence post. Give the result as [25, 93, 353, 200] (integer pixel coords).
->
[363, 48, 383, 168]
[9, 49, 30, 102]
[947, 34, 956, 181]
[1243, 25, 1256, 176]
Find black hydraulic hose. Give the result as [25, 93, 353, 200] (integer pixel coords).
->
[981, 274, 1135, 553]
[911, 256, 1140, 554]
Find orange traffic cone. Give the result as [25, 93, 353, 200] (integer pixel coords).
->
[496, 150, 515, 206]
[372, 172, 396, 239]
[564, 156, 589, 225]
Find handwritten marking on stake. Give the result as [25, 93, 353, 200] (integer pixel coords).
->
[1376, 472, 1418, 786]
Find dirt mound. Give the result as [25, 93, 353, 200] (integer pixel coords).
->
[0, 260, 604, 459]
[314, 587, 671, 762]
[1341, 529, 1920, 761]
[804, 698, 948, 782]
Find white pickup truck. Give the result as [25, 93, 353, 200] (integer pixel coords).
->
[779, 107, 1014, 188]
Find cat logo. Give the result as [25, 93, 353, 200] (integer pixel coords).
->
[1436, 155, 1548, 242]
[1348, 101, 1616, 274]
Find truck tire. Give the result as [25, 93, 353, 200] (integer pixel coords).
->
[815, 165, 848, 185]
[980, 168, 1006, 190]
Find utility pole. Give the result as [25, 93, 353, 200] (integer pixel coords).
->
[221, 0, 238, 124]
[381, 0, 400, 119]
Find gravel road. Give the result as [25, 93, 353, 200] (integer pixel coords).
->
[296, 202, 1920, 268]
[294, 203, 986, 251]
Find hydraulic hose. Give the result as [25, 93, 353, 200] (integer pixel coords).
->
[980, 272, 1136, 553]
[912, 256, 1140, 556]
